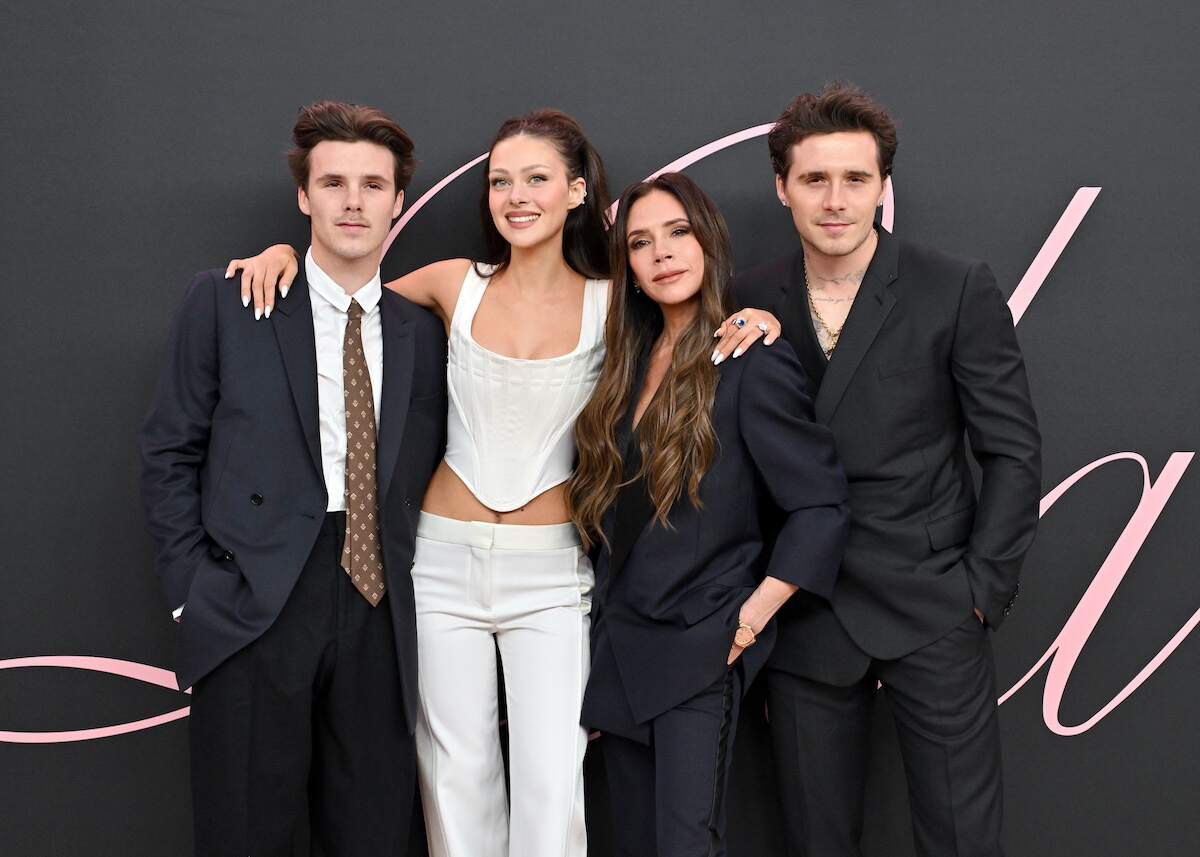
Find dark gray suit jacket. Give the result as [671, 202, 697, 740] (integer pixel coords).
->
[734, 229, 1041, 685]
[140, 268, 446, 729]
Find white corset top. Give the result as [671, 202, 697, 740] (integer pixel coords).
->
[444, 264, 609, 512]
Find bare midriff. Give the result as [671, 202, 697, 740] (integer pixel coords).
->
[420, 459, 573, 525]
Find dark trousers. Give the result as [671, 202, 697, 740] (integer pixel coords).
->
[601, 665, 743, 857]
[768, 614, 1003, 857]
[188, 513, 416, 857]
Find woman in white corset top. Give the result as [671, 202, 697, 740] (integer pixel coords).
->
[228, 110, 779, 857]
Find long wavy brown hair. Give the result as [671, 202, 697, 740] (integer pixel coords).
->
[568, 173, 733, 550]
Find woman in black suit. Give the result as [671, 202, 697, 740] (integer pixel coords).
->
[567, 173, 849, 856]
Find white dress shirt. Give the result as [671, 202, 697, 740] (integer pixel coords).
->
[305, 248, 385, 512]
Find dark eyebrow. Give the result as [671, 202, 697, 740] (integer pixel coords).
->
[626, 218, 691, 240]
[795, 169, 875, 180]
[312, 173, 392, 185]
[488, 164, 552, 176]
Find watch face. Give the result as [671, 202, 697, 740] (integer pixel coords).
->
[735, 627, 756, 647]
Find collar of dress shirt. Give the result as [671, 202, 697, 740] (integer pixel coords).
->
[304, 247, 383, 314]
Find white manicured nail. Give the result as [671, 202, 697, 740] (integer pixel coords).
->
[264, 306, 272, 319]
[254, 307, 262, 321]
[710, 348, 720, 363]
[713, 352, 727, 366]
[733, 347, 744, 359]
[280, 285, 289, 298]
[242, 294, 250, 307]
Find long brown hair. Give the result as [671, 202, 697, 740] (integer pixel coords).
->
[568, 173, 733, 550]
[475, 109, 611, 280]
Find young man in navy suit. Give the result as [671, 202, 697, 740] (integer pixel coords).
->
[141, 101, 446, 856]
[733, 86, 1041, 857]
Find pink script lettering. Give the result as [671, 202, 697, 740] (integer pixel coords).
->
[998, 453, 1197, 735]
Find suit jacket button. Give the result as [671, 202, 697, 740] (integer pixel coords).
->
[223, 550, 235, 561]
[404, 497, 411, 507]
[250, 493, 264, 506]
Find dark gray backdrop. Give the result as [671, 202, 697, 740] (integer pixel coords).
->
[2, 1, 1199, 855]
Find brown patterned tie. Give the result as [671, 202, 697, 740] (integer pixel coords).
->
[341, 299, 385, 605]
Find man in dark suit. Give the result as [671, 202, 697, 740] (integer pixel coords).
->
[140, 101, 446, 856]
[733, 86, 1041, 857]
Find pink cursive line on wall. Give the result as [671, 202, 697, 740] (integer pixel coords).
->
[997, 452, 1197, 735]
[380, 152, 489, 259]
[1008, 187, 1101, 324]
[0, 656, 190, 744]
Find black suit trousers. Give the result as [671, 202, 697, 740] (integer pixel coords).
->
[188, 513, 418, 857]
[600, 664, 744, 857]
[767, 615, 1004, 857]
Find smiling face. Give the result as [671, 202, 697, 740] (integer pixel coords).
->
[775, 130, 886, 262]
[625, 189, 705, 311]
[298, 140, 404, 275]
[487, 133, 586, 252]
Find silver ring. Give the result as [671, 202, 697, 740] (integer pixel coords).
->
[734, 317, 746, 329]
[756, 321, 769, 333]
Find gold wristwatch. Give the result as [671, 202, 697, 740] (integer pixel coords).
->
[734, 620, 757, 648]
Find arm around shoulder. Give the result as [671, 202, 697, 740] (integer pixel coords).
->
[385, 258, 472, 326]
[738, 343, 849, 599]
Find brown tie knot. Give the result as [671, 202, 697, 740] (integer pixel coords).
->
[347, 298, 364, 321]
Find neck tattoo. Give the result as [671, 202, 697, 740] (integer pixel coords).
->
[802, 227, 876, 359]
[807, 269, 867, 289]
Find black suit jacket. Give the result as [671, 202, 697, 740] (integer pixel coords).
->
[581, 340, 848, 731]
[140, 268, 446, 729]
[733, 230, 1041, 685]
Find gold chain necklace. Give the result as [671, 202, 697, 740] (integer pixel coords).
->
[804, 229, 873, 359]
[805, 267, 849, 359]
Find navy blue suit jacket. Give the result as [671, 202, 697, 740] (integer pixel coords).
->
[582, 340, 849, 730]
[140, 268, 446, 729]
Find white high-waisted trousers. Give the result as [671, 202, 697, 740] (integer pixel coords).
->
[412, 512, 593, 857]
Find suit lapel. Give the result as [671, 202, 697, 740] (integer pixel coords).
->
[605, 341, 656, 581]
[271, 273, 323, 480]
[376, 292, 414, 506]
[814, 229, 899, 423]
